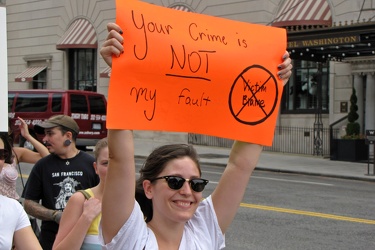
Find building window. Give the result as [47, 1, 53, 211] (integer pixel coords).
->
[69, 49, 97, 91]
[32, 69, 47, 89]
[282, 60, 329, 114]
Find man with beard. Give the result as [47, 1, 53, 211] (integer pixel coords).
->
[22, 115, 99, 250]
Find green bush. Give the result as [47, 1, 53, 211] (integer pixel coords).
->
[346, 122, 360, 136]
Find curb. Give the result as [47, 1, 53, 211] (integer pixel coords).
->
[135, 156, 375, 183]
[255, 167, 375, 183]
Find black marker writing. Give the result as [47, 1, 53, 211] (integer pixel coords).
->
[130, 87, 156, 121]
[168, 45, 215, 81]
[243, 82, 267, 93]
[240, 77, 269, 112]
[236, 32, 248, 48]
[229, 65, 278, 125]
[242, 95, 265, 108]
[178, 88, 211, 107]
[132, 10, 173, 60]
[189, 23, 228, 45]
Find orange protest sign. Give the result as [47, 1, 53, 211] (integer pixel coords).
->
[108, 0, 286, 146]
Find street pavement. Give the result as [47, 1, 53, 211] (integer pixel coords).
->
[134, 139, 375, 182]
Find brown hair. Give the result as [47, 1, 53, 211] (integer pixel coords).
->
[94, 137, 108, 161]
[0, 133, 14, 164]
[135, 144, 201, 222]
[58, 126, 78, 142]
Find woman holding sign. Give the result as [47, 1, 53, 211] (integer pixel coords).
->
[100, 23, 292, 249]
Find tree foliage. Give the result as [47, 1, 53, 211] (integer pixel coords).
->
[345, 88, 360, 137]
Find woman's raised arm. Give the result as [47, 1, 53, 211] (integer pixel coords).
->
[100, 22, 134, 244]
[211, 52, 292, 233]
[13, 117, 49, 164]
[102, 130, 135, 243]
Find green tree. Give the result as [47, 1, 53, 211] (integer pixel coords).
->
[345, 88, 360, 137]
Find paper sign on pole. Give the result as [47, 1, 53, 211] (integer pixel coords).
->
[0, 6, 8, 132]
[108, 0, 287, 146]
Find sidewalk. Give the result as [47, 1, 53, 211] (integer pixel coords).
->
[134, 139, 375, 182]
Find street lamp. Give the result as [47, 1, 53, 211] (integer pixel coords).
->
[313, 62, 323, 156]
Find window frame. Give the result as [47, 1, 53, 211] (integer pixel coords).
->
[68, 49, 97, 92]
[281, 60, 329, 114]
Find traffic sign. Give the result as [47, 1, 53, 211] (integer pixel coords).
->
[365, 130, 375, 145]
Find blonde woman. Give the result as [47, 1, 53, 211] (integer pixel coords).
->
[53, 138, 108, 250]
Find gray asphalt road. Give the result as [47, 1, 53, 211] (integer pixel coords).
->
[17, 160, 375, 250]
[203, 168, 375, 250]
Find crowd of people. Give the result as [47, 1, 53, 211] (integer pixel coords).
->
[0, 21, 292, 249]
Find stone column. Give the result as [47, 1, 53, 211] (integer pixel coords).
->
[365, 73, 375, 157]
[365, 73, 375, 132]
[353, 74, 364, 133]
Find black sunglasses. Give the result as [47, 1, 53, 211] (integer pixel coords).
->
[152, 176, 209, 192]
[0, 149, 9, 160]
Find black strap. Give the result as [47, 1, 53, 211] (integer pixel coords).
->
[13, 149, 25, 189]
[14, 151, 41, 239]
[77, 189, 91, 200]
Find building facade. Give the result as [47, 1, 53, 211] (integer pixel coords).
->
[5, 0, 375, 154]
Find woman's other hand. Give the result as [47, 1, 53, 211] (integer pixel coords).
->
[82, 198, 101, 222]
[100, 23, 124, 67]
[17, 117, 31, 139]
[278, 51, 293, 85]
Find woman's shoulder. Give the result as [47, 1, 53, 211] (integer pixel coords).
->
[76, 188, 94, 199]
[191, 196, 216, 222]
[0, 194, 22, 208]
[67, 190, 89, 205]
[12, 147, 24, 161]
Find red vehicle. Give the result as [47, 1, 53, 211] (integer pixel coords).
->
[8, 90, 107, 150]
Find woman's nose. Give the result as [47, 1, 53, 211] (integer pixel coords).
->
[179, 181, 192, 195]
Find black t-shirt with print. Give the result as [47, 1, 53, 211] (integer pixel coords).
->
[23, 151, 99, 250]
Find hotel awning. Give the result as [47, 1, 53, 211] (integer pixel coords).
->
[100, 66, 111, 78]
[169, 4, 192, 12]
[56, 19, 97, 50]
[272, 0, 332, 28]
[15, 66, 47, 82]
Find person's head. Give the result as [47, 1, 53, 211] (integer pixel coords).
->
[136, 144, 208, 223]
[0, 133, 14, 171]
[34, 115, 79, 154]
[93, 137, 108, 181]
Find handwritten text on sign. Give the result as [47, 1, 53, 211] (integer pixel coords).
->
[107, 0, 286, 146]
